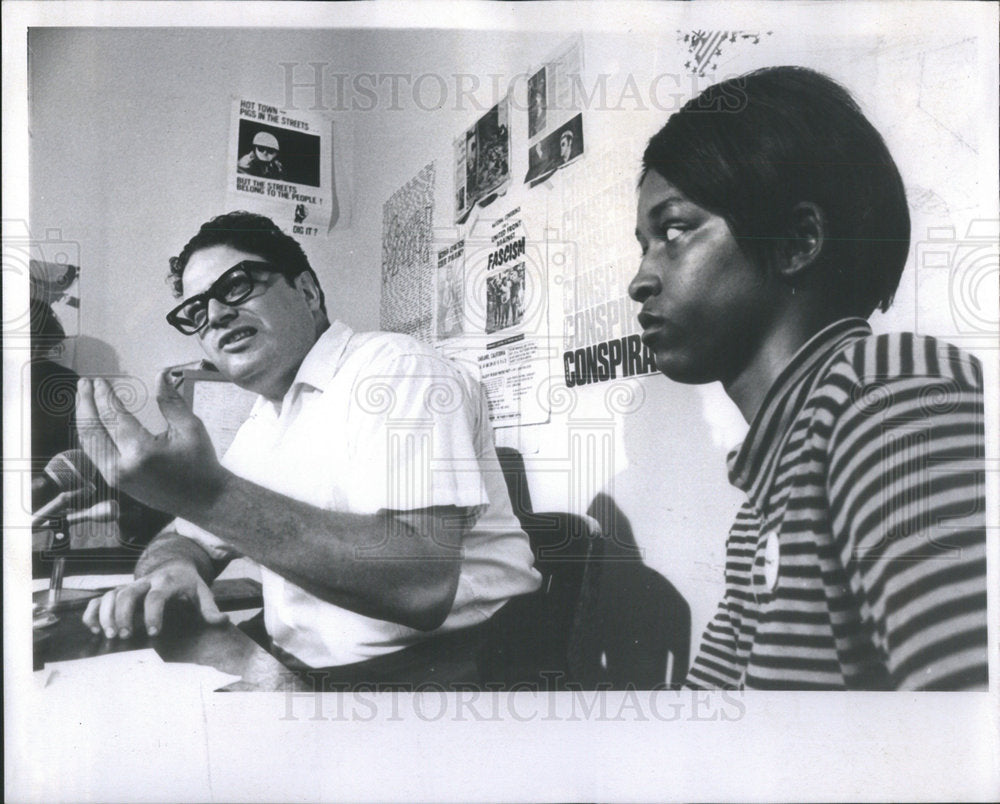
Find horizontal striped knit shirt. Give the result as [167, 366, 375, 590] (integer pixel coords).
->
[685, 318, 988, 690]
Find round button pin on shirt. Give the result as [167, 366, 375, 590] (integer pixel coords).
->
[763, 531, 781, 592]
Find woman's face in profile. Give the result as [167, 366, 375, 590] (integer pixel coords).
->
[629, 170, 775, 387]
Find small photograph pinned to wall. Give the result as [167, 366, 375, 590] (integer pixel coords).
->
[524, 112, 584, 187]
[454, 96, 511, 224]
[236, 120, 321, 187]
[472, 101, 511, 204]
[464, 129, 479, 203]
[528, 67, 547, 139]
[485, 261, 526, 335]
[524, 138, 554, 186]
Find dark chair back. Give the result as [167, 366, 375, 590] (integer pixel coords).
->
[585, 491, 691, 688]
[494, 446, 534, 522]
[487, 450, 691, 689]
[480, 448, 605, 688]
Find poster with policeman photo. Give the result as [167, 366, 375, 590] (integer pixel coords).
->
[226, 97, 343, 237]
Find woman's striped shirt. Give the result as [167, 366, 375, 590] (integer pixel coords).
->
[685, 318, 988, 690]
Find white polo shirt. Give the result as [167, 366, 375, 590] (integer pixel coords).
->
[174, 321, 540, 667]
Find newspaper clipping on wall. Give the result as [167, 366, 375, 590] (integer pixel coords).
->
[435, 239, 466, 340]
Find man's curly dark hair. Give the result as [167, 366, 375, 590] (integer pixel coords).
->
[168, 211, 327, 314]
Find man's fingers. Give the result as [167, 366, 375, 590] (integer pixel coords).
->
[154, 369, 201, 430]
[97, 588, 119, 638]
[32, 489, 88, 527]
[93, 378, 149, 448]
[143, 588, 169, 636]
[195, 580, 228, 625]
[65, 499, 120, 525]
[112, 580, 150, 638]
[75, 379, 120, 479]
[159, 367, 187, 395]
[82, 596, 103, 633]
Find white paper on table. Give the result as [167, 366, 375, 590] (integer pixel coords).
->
[25, 648, 225, 801]
[36, 648, 241, 693]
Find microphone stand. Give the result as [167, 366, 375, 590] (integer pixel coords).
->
[32, 517, 101, 621]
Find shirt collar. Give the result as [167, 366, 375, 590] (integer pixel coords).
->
[290, 319, 354, 392]
[727, 318, 871, 509]
[247, 320, 354, 417]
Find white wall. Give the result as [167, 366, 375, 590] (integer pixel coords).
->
[28, 25, 998, 676]
[29, 28, 373, 392]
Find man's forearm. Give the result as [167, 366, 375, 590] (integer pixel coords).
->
[135, 532, 221, 584]
[180, 469, 464, 631]
[74, 371, 467, 631]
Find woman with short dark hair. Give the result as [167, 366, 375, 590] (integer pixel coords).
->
[630, 66, 986, 690]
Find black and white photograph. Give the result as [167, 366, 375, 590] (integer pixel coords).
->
[525, 112, 584, 185]
[485, 261, 526, 335]
[472, 103, 510, 200]
[4, 3, 998, 803]
[465, 130, 478, 199]
[237, 127, 286, 181]
[236, 121, 321, 187]
[528, 67, 547, 139]
[454, 96, 511, 222]
[524, 137, 554, 185]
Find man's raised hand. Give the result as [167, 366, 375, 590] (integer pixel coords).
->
[75, 373, 229, 519]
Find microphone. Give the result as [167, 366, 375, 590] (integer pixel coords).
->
[31, 449, 98, 526]
[66, 499, 119, 524]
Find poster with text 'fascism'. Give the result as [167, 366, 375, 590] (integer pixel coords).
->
[467, 210, 551, 429]
[226, 97, 344, 237]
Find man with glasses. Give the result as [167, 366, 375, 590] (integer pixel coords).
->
[76, 211, 540, 687]
[237, 131, 285, 180]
